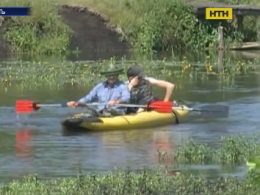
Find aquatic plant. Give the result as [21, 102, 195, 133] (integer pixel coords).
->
[0, 56, 259, 89]
[174, 135, 260, 164]
[0, 168, 260, 194]
[245, 155, 260, 189]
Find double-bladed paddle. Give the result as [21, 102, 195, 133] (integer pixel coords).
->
[15, 100, 229, 118]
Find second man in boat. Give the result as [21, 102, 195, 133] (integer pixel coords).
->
[66, 64, 175, 116]
[125, 65, 175, 114]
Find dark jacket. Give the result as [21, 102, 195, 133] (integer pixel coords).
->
[127, 78, 155, 113]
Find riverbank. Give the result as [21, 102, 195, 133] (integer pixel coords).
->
[0, 169, 259, 194]
[1, 0, 260, 54]
[0, 0, 130, 55]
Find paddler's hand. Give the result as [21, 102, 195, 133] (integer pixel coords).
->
[67, 101, 79, 107]
[107, 100, 119, 107]
[128, 76, 139, 89]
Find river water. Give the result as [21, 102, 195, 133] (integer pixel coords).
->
[0, 51, 260, 182]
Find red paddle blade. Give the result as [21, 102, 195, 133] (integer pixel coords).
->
[16, 100, 34, 113]
[149, 101, 173, 113]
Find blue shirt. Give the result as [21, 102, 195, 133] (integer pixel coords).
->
[78, 81, 130, 112]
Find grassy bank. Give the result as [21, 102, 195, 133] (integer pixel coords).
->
[1, 170, 260, 194]
[56, 0, 260, 53]
[1, 0, 71, 54]
[2, 0, 260, 54]
[58, 0, 222, 52]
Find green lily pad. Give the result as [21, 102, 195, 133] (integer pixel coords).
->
[246, 157, 260, 171]
[246, 161, 256, 170]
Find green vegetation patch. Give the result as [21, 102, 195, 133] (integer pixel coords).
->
[2, 0, 71, 54]
[1, 169, 260, 194]
[0, 56, 259, 89]
[2, 0, 260, 53]
[60, 0, 260, 53]
[1, 135, 260, 194]
[174, 135, 260, 164]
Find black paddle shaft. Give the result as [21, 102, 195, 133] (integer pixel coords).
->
[196, 105, 229, 118]
[32, 102, 68, 110]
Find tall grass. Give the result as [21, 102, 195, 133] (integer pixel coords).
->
[0, 170, 260, 195]
[57, 0, 258, 53]
[2, 0, 71, 54]
[2, 0, 260, 54]
[62, 0, 220, 52]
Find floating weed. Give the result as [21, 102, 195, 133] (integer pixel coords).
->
[0, 58, 260, 89]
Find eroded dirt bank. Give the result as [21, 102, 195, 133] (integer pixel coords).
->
[58, 5, 131, 52]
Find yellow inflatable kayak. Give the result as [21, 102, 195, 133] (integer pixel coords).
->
[61, 105, 189, 131]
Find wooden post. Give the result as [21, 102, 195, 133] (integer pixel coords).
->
[237, 15, 244, 32]
[218, 26, 224, 50]
[218, 26, 224, 72]
[218, 50, 224, 72]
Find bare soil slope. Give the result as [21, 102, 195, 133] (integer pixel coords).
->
[58, 5, 131, 52]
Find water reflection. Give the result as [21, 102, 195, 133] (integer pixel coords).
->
[152, 131, 173, 166]
[15, 127, 32, 158]
[83, 127, 193, 170]
[15, 126, 33, 179]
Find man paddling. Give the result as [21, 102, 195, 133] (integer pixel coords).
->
[126, 65, 175, 113]
[67, 64, 130, 117]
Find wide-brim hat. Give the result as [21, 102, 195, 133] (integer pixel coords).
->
[100, 64, 124, 76]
